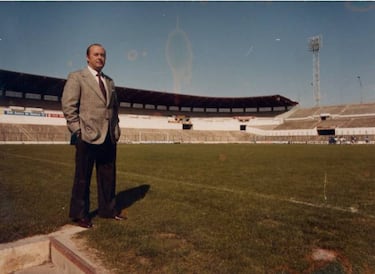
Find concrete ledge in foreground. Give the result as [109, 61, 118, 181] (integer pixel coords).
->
[0, 225, 109, 274]
[0, 234, 50, 274]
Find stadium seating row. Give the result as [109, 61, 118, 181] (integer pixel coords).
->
[1, 101, 374, 144]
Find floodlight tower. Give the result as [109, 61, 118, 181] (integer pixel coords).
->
[308, 35, 322, 106]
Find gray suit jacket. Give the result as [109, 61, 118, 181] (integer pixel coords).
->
[61, 67, 121, 144]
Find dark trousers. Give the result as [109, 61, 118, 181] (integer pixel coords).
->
[69, 134, 117, 219]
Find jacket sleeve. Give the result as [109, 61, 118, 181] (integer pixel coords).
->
[61, 72, 81, 134]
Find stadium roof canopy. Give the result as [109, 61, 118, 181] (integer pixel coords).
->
[0, 69, 298, 109]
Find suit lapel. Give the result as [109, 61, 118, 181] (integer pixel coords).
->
[81, 68, 107, 104]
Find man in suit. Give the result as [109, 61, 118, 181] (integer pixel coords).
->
[61, 43, 123, 228]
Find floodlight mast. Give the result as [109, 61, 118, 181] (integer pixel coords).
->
[308, 35, 322, 106]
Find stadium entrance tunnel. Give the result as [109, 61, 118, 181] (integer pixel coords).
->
[182, 124, 192, 130]
[317, 128, 335, 136]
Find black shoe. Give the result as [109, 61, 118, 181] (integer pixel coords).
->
[73, 217, 93, 228]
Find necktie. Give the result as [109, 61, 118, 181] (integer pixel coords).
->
[96, 73, 107, 101]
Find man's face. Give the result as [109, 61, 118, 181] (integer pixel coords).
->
[87, 45, 106, 72]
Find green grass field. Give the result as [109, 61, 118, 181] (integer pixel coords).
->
[0, 144, 374, 273]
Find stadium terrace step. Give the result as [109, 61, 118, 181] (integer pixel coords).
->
[0, 225, 110, 274]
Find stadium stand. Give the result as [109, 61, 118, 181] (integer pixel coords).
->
[0, 69, 374, 144]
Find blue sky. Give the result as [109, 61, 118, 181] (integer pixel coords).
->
[1, 1, 375, 107]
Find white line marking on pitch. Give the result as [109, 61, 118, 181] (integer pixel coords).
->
[4, 152, 374, 219]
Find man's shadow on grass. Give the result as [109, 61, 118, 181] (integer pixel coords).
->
[90, 184, 150, 218]
[115, 184, 150, 211]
